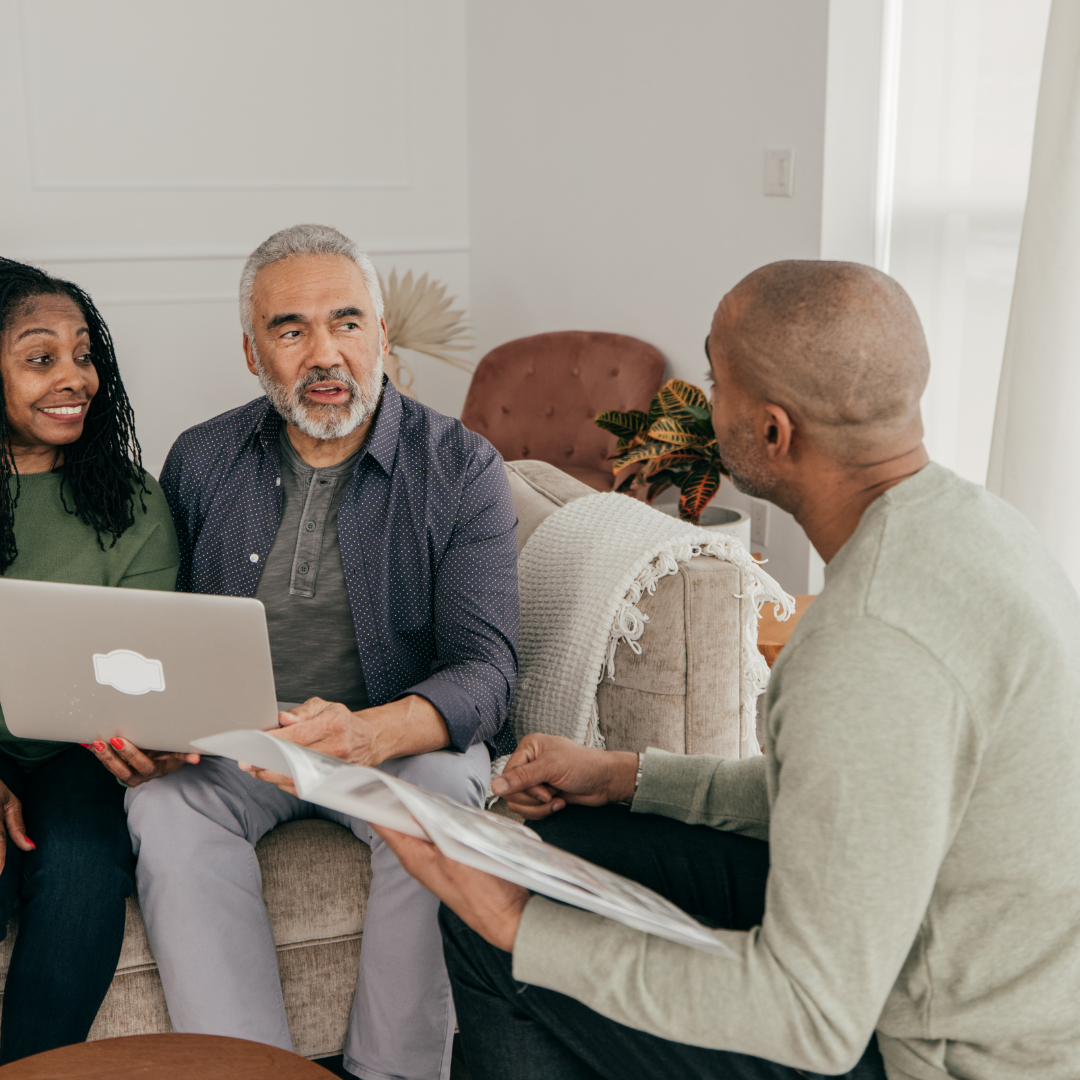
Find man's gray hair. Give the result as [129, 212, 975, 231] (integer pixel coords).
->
[239, 223, 383, 338]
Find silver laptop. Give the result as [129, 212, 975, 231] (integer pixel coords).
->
[0, 578, 279, 753]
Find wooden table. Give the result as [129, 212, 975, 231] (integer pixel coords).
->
[0, 1034, 329, 1079]
[757, 594, 815, 668]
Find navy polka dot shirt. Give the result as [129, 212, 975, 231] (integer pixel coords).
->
[159, 379, 519, 757]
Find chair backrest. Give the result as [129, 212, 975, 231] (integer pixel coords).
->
[462, 331, 665, 491]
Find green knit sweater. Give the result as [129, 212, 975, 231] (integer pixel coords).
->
[0, 470, 180, 768]
[513, 464, 1080, 1080]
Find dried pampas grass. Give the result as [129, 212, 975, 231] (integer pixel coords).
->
[379, 269, 474, 398]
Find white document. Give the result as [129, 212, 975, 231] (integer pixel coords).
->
[192, 730, 738, 958]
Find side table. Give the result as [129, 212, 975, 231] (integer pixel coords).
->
[0, 1034, 329, 1079]
[757, 594, 815, 668]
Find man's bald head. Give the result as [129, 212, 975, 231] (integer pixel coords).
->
[712, 260, 929, 459]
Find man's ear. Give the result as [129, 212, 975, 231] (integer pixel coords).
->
[380, 316, 389, 360]
[243, 334, 259, 377]
[761, 403, 794, 461]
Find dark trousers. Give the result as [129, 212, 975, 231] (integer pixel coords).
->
[441, 804, 888, 1080]
[0, 745, 134, 1063]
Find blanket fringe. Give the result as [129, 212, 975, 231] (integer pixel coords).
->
[602, 531, 793, 756]
[510, 492, 794, 760]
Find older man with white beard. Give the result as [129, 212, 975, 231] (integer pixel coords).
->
[115, 225, 519, 1080]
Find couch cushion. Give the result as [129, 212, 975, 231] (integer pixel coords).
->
[505, 459, 595, 551]
[259, 818, 370, 946]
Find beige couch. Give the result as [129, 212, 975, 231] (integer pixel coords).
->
[0, 460, 749, 1058]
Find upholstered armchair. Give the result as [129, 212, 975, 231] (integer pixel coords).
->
[460, 331, 665, 491]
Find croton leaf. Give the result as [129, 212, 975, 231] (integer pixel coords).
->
[646, 480, 673, 503]
[646, 416, 706, 447]
[595, 409, 648, 442]
[658, 379, 712, 428]
[644, 472, 679, 503]
[678, 458, 721, 524]
[637, 448, 699, 479]
[610, 441, 674, 473]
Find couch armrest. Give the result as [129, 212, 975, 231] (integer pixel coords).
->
[596, 557, 744, 758]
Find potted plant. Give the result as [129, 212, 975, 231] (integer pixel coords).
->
[596, 378, 734, 527]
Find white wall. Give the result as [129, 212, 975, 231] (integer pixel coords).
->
[466, 0, 833, 593]
[0, 0, 475, 477]
[0, 0, 877, 595]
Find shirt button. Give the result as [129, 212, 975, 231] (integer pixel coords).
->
[249, 553, 259, 563]
[305, 521, 316, 532]
[298, 563, 310, 574]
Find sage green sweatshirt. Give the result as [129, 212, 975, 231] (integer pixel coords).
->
[0, 470, 180, 768]
[513, 463, 1080, 1080]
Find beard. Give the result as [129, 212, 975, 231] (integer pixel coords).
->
[717, 415, 780, 502]
[254, 346, 384, 441]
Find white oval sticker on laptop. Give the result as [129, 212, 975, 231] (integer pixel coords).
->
[92, 649, 166, 695]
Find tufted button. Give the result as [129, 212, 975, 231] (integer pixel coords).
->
[545, 405, 555, 417]
[571, 367, 580, 377]
[610, 368, 620, 377]
[564, 446, 574, 457]
[526, 366, 535, 376]
[586, 410, 595, 419]
[501, 405, 510, 413]
[521, 446, 529, 456]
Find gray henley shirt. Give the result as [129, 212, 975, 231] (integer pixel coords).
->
[254, 431, 369, 711]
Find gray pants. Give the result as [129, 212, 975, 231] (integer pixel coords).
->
[126, 744, 490, 1080]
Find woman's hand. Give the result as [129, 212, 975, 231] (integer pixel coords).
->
[87, 738, 200, 787]
[0, 781, 34, 873]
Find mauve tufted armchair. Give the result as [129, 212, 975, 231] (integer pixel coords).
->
[460, 331, 666, 491]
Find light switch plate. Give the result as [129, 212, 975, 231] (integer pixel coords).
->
[763, 148, 795, 197]
[750, 499, 771, 547]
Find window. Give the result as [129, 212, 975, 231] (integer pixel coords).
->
[887, 0, 1051, 483]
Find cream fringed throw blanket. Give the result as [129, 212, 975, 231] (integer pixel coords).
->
[508, 492, 794, 757]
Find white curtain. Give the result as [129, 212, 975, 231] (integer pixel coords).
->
[987, 0, 1080, 591]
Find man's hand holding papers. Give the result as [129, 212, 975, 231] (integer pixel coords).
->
[372, 824, 529, 952]
[492, 734, 639, 820]
[197, 728, 737, 960]
[376, 733, 643, 949]
[239, 695, 452, 794]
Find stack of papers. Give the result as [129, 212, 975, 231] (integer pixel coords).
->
[192, 730, 737, 958]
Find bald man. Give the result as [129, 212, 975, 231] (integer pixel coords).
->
[376, 262, 1080, 1080]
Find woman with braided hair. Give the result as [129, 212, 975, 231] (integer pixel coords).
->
[0, 258, 183, 1061]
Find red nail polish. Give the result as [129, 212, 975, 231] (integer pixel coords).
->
[26, 840, 36, 849]
[92, 741, 106, 752]
[109, 737, 125, 751]
[78, 743, 90, 748]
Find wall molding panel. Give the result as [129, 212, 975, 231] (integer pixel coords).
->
[17, 0, 412, 193]
[1, 0, 472, 474]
